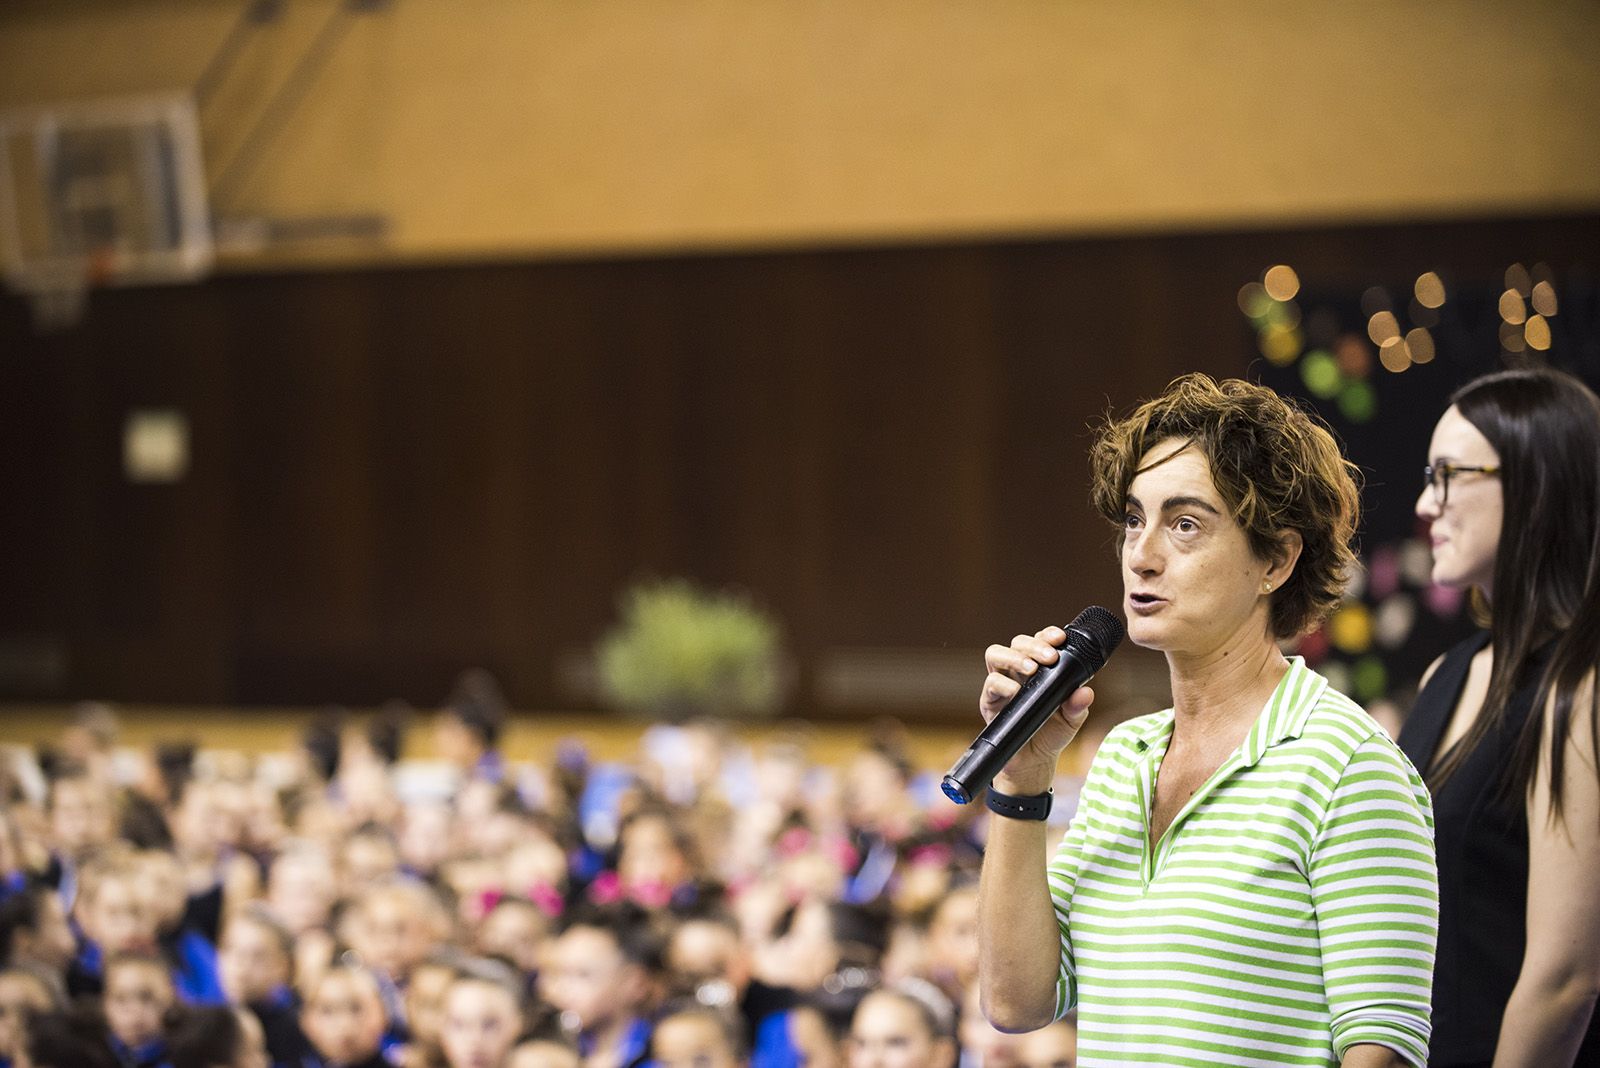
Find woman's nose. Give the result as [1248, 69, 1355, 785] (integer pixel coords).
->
[1415, 482, 1440, 522]
[1125, 532, 1160, 575]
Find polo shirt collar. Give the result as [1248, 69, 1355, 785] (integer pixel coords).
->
[1239, 656, 1325, 766]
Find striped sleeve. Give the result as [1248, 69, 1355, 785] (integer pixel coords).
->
[1307, 733, 1438, 1067]
[1047, 805, 1088, 1020]
[1045, 726, 1137, 1022]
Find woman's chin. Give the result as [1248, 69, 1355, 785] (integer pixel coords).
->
[1124, 618, 1173, 651]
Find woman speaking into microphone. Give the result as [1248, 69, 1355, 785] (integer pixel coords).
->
[974, 374, 1438, 1067]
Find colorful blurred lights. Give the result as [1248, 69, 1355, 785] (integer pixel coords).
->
[1301, 350, 1342, 398]
[1334, 335, 1372, 378]
[1237, 282, 1272, 319]
[1261, 323, 1304, 365]
[1338, 380, 1377, 423]
[1328, 603, 1374, 654]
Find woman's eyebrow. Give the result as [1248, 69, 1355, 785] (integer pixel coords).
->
[1127, 493, 1221, 516]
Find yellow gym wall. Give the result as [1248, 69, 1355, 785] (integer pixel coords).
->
[2, 0, 1597, 268]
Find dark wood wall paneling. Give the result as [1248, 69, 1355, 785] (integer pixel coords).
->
[2, 213, 1596, 717]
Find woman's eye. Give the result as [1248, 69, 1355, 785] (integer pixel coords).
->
[1174, 516, 1199, 533]
[1122, 513, 1143, 529]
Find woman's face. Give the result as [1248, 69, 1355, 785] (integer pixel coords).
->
[1121, 438, 1277, 656]
[847, 993, 952, 1068]
[1416, 405, 1503, 596]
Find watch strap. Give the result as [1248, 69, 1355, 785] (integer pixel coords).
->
[985, 785, 1053, 821]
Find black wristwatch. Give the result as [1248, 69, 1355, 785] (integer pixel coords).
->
[985, 785, 1053, 821]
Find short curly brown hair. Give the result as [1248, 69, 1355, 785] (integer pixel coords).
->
[1088, 373, 1361, 639]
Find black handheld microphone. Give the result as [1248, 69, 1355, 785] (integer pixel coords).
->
[941, 606, 1125, 804]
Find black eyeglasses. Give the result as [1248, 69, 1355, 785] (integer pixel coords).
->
[1422, 462, 1500, 505]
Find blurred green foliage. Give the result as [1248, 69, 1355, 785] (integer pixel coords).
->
[596, 579, 785, 719]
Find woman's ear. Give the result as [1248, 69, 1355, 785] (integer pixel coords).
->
[1265, 530, 1304, 590]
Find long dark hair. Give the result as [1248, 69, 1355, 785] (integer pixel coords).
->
[1427, 367, 1600, 821]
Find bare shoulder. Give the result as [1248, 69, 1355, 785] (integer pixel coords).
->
[1530, 667, 1600, 845]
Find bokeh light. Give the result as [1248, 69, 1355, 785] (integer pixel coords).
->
[1344, 562, 1368, 601]
[1322, 661, 1352, 696]
[1531, 280, 1558, 317]
[1260, 323, 1304, 365]
[1353, 655, 1388, 701]
[1263, 265, 1301, 301]
[1399, 540, 1434, 586]
[1338, 380, 1377, 422]
[1333, 335, 1371, 378]
[1498, 288, 1526, 325]
[1328, 602, 1374, 654]
[1424, 583, 1464, 618]
[1405, 327, 1435, 364]
[1367, 310, 1401, 344]
[1375, 594, 1417, 649]
[1378, 336, 1411, 373]
[1499, 321, 1526, 352]
[1264, 299, 1303, 330]
[1297, 627, 1330, 665]
[1368, 545, 1401, 600]
[1237, 281, 1271, 319]
[1525, 314, 1552, 350]
[1413, 271, 1446, 309]
[1301, 349, 1342, 398]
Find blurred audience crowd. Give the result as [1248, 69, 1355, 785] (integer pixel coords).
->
[0, 676, 1078, 1068]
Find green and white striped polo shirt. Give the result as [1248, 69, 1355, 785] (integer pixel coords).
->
[1048, 657, 1438, 1067]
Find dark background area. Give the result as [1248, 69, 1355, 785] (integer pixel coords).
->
[2, 210, 1596, 718]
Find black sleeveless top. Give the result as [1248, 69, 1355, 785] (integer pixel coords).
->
[1399, 632, 1600, 1066]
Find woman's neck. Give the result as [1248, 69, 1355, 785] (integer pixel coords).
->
[1167, 630, 1289, 738]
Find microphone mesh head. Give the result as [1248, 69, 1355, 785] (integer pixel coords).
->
[1065, 605, 1124, 667]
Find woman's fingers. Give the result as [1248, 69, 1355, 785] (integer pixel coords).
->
[981, 626, 1071, 722]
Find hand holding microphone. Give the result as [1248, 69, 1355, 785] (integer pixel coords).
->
[943, 606, 1124, 804]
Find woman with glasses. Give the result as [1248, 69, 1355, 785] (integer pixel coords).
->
[1398, 367, 1600, 1067]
